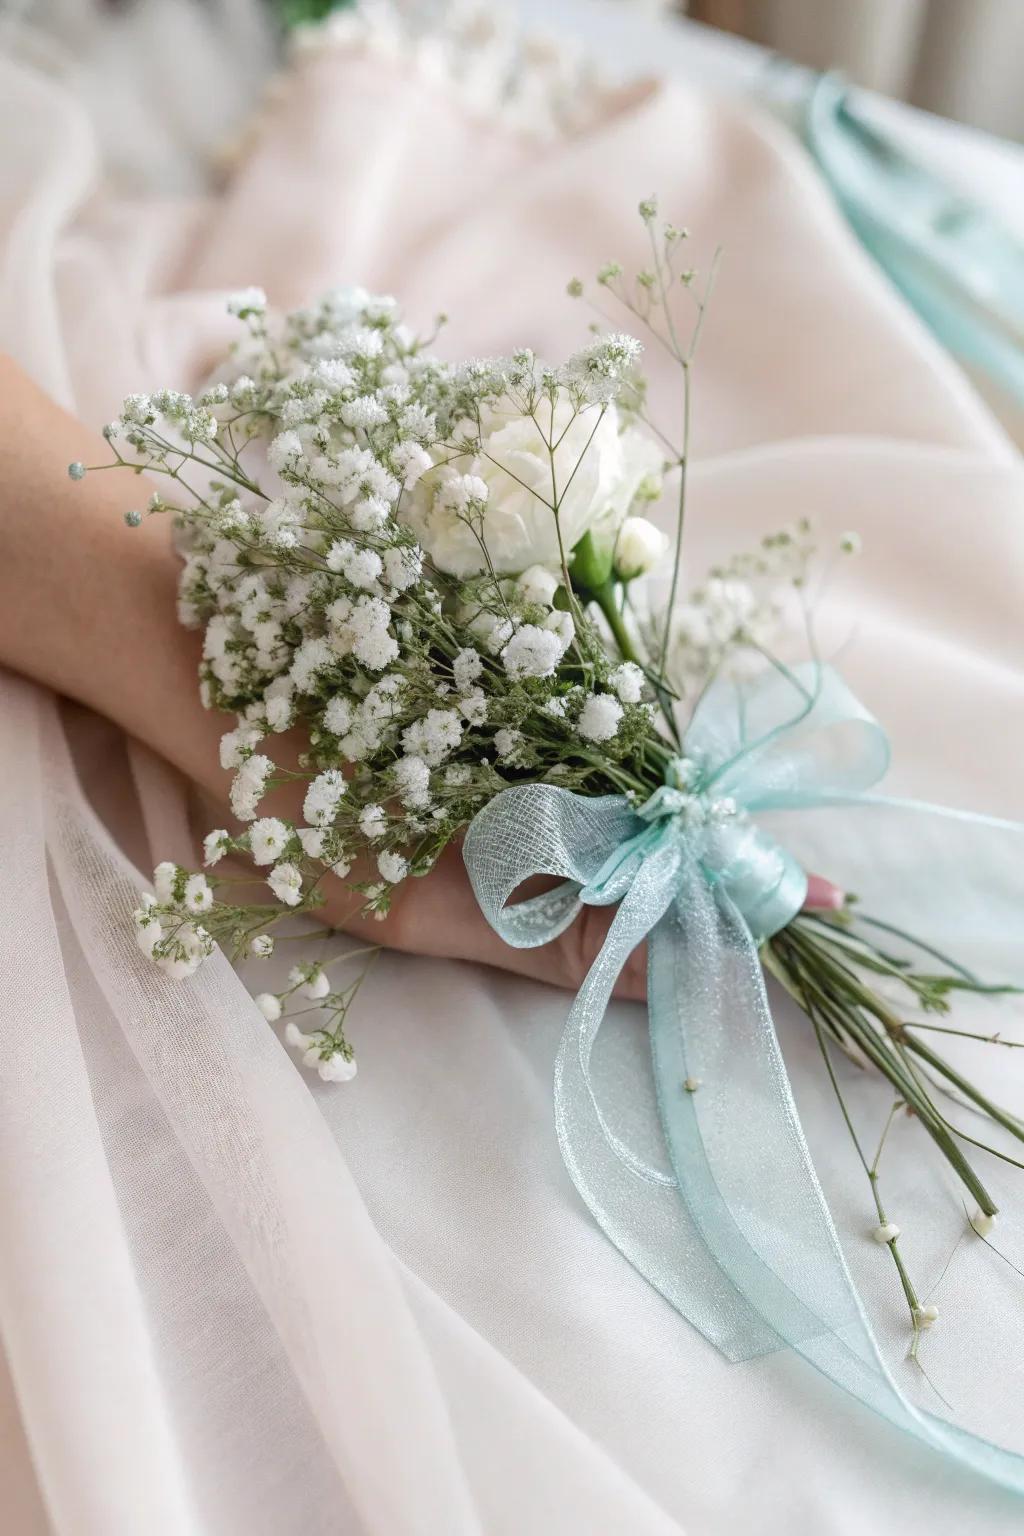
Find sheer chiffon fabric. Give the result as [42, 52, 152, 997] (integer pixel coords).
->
[1, 32, 1023, 1535]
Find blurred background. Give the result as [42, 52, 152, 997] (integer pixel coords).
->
[3, 0, 1021, 144]
[691, 1, 1024, 141]
[1, 0, 1020, 434]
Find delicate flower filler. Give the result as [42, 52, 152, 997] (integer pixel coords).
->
[89, 281, 667, 1082]
[83, 206, 1023, 1372]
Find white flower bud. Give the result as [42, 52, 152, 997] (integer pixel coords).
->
[912, 1304, 939, 1329]
[614, 517, 667, 580]
[872, 1222, 900, 1244]
[256, 993, 282, 1022]
[970, 1209, 996, 1238]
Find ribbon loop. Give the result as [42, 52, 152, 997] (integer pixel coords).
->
[464, 663, 1024, 1493]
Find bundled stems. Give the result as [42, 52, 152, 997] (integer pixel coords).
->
[766, 915, 1018, 1223]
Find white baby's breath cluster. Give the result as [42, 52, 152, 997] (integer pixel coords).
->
[94, 278, 676, 1076]
[88, 201, 859, 1088]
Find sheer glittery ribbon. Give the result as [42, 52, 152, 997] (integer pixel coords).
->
[464, 663, 1024, 1494]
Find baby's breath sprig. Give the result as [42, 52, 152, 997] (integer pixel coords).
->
[75, 219, 1023, 1344]
[76, 281, 674, 1079]
[764, 902, 1023, 1352]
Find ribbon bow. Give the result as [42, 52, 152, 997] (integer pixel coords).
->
[464, 663, 1024, 1494]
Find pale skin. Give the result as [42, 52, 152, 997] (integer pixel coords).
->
[0, 355, 838, 1000]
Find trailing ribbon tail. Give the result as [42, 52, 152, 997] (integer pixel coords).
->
[464, 663, 1024, 1494]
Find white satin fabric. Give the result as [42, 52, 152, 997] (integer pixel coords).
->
[1, 29, 1024, 1536]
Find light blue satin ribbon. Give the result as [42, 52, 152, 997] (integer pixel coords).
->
[463, 663, 1024, 1494]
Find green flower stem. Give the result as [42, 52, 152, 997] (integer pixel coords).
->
[769, 927, 999, 1218]
[903, 1030, 1024, 1152]
[590, 581, 684, 755]
[592, 581, 642, 666]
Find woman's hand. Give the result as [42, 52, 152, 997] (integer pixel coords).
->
[0, 357, 842, 1005]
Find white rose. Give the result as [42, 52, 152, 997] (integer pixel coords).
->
[614, 516, 669, 580]
[401, 397, 661, 577]
[589, 431, 664, 548]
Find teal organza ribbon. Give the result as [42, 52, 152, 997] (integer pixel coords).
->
[464, 664, 1024, 1493]
[799, 73, 1024, 405]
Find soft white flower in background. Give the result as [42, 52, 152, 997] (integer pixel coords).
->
[403, 398, 661, 577]
[614, 515, 668, 580]
[226, 287, 267, 319]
